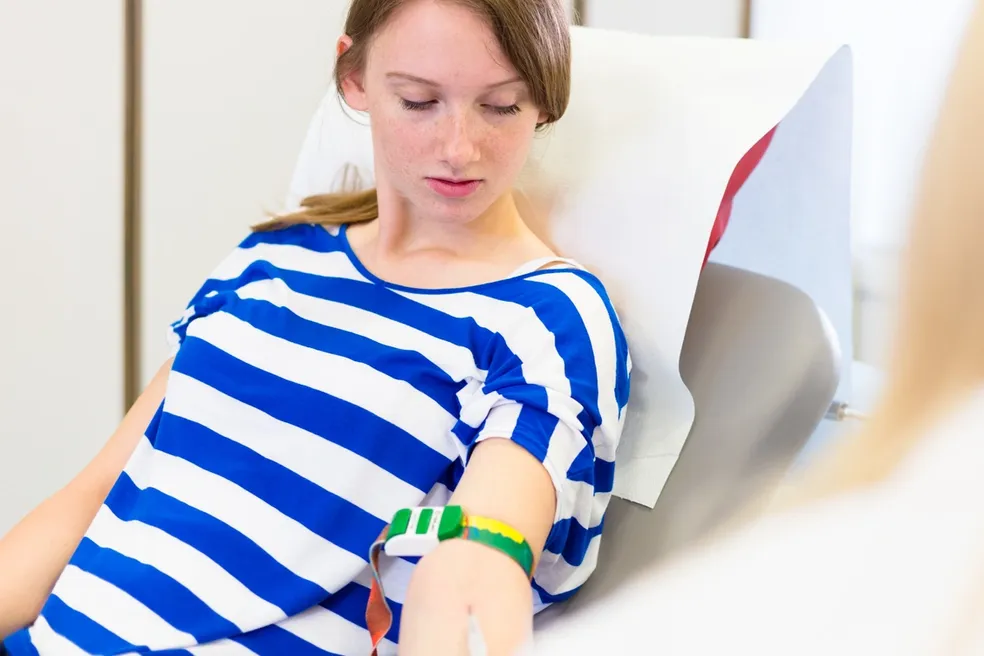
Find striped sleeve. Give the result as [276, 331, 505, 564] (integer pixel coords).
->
[462, 271, 631, 603]
[164, 230, 275, 357]
[165, 253, 239, 358]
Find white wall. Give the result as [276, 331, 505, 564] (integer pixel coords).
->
[583, 0, 746, 37]
[140, 0, 351, 383]
[752, 0, 977, 364]
[0, 3, 125, 533]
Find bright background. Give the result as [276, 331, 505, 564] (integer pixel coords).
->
[1, 0, 975, 532]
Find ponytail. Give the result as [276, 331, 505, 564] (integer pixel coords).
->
[252, 164, 378, 233]
[253, 189, 378, 233]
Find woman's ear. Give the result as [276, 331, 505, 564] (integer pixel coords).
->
[337, 35, 369, 111]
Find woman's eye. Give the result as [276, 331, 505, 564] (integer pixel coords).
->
[486, 104, 521, 116]
[399, 98, 521, 116]
[400, 98, 436, 112]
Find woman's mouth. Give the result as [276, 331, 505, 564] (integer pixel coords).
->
[426, 177, 483, 199]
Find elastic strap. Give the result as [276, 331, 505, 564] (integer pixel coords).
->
[367, 530, 394, 655]
[365, 506, 533, 654]
[508, 256, 580, 277]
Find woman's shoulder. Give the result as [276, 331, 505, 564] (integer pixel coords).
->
[237, 221, 340, 252]
[492, 252, 609, 303]
[486, 264, 631, 397]
[503, 263, 627, 344]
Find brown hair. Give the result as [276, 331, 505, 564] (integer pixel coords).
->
[255, 0, 572, 232]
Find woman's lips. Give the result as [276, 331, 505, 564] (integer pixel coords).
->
[426, 177, 483, 198]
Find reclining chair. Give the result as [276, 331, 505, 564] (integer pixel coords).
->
[286, 24, 851, 648]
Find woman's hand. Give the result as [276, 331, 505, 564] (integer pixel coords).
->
[397, 438, 556, 655]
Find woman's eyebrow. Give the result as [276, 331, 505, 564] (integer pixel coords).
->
[385, 72, 524, 89]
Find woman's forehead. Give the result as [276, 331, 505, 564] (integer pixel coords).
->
[368, 0, 519, 87]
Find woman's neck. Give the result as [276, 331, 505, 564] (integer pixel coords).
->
[370, 184, 533, 262]
[344, 182, 556, 289]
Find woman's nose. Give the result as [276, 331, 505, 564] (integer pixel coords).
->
[439, 111, 482, 171]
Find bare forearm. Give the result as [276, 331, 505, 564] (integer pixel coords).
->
[399, 539, 533, 656]
[0, 360, 172, 640]
[0, 478, 106, 639]
[396, 439, 554, 654]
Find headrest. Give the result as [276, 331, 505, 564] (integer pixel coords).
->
[286, 24, 850, 508]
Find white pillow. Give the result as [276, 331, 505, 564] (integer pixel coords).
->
[286, 25, 845, 508]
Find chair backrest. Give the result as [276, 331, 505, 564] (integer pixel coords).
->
[287, 24, 849, 507]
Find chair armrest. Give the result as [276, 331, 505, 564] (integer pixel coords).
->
[670, 261, 841, 539]
[551, 263, 840, 605]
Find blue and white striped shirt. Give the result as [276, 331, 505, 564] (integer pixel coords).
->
[5, 223, 631, 655]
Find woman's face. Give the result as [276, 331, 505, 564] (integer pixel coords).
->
[340, 0, 548, 225]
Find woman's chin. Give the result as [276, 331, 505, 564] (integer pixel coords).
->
[422, 195, 496, 225]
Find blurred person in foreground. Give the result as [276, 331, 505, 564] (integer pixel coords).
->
[538, 2, 984, 654]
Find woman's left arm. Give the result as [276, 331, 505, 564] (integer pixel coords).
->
[397, 437, 556, 655]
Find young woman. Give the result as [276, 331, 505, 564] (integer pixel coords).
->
[0, 1, 630, 654]
[538, 2, 984, 654]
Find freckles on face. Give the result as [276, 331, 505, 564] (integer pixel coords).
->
[371, 96, 531, 174]
[369, 105, 420, 183]
[357, 0, 543, 212]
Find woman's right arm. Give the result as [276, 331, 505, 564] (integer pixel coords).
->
[0, 359, 174, 640]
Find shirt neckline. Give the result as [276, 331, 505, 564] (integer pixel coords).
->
[332, 222, 582, 295]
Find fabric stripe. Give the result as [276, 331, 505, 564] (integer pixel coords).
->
[239, 224, 339, 253]
[2, 630, 41, 656]
[548, 518, 606, 568]
[320, 581, 403, 643]
[187, 311, 460, 461]
[530, 579, 580, 605]
[236, 277, 484, 383]
[573, 485, 610, 534]
[420, 479, 455, 509]
[477, 275, 602, 423]
[256, 271, 503, 371]
[467, 386, 585, 440]
[577, 273, 632, 411]
[155, 412, 385, 560]
[162, 369, 424, 519]
[399, 290, 572, 397]
[187, 641, 260, 656]
[544, 422, 592, 520]
[70, 538, 238, 640]
[309, 275, 507, 367]
[232, 625, 341, 656]
[123, 437, 368, 592]
[353, 557, 415, 607]
[278, 605, 395, 656]
[542, 270, 630, 411]
[84, 505, 284, 634]
[170, 343, 448, 493]
[533, 532, 603, 596]
[533, 273, 623, 443]
[594, 457, 616, 495]
[25, 615, 91, 656]
[104, 473, 327, 613]
[51, 565, 193, 649]
[219, 295, 463, 417]
[569, 443, 597, 485]
[209, 243, 365, 284]
[566, 443, 595, 484]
